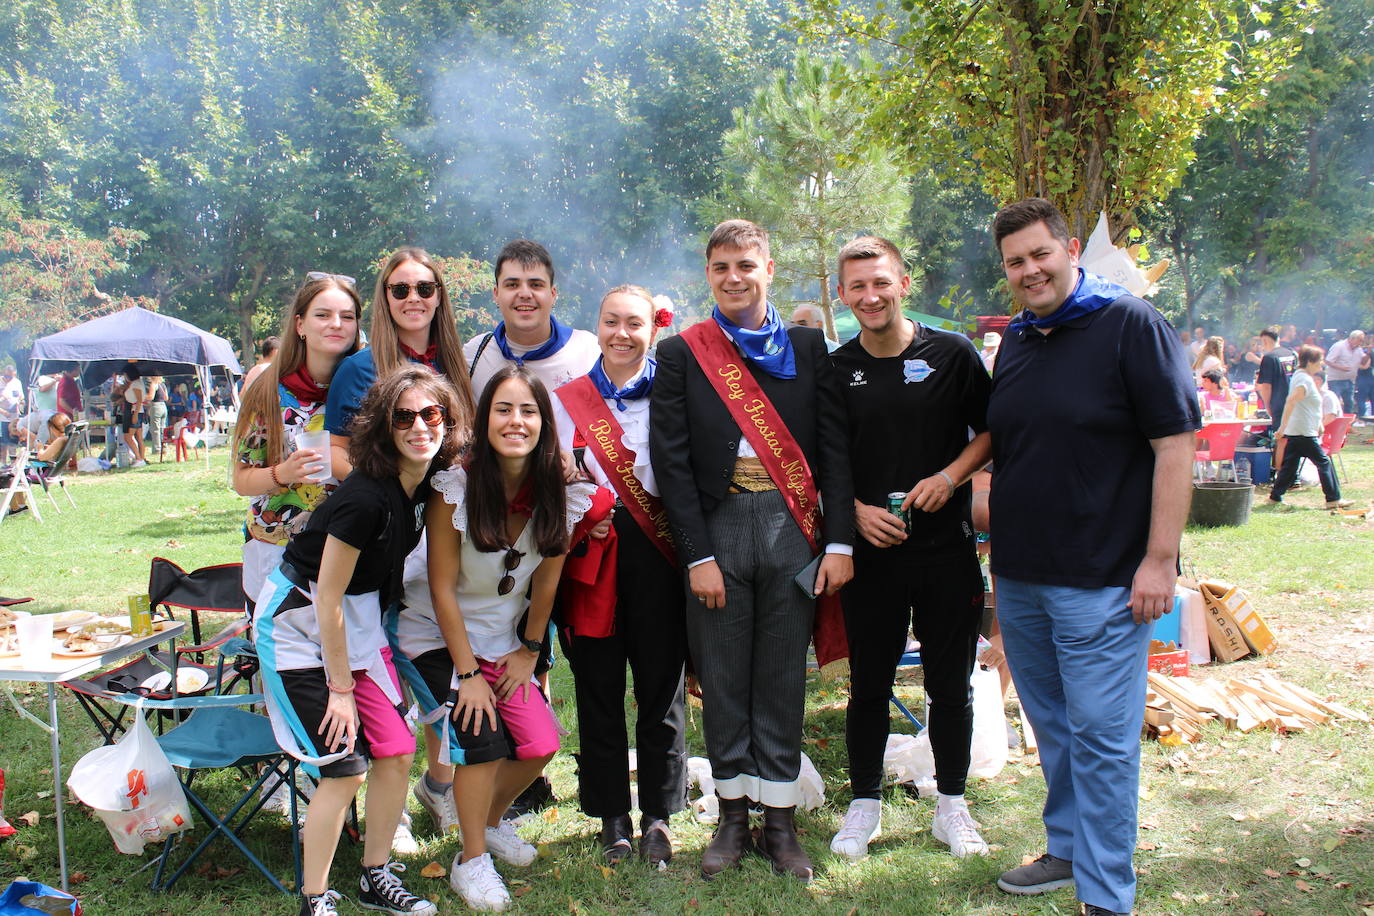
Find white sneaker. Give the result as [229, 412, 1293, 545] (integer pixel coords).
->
[131, 459, 148, 468]
[932, 806, 989, 857]
[449, 852, 510, 913]
[412, 778, 459, 835]
[391, 810, 419, 857]
[829, 798, 882, 860]
[484, 820, 537, 866]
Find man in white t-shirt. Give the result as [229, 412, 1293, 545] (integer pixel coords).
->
[463, 239, 600, 398]
[0, 366, 22, 460]
[458, 238, 598, 820]
[1270, 345, 1350, 508]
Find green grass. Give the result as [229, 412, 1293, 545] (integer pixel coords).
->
[2, 444, 1373, 914]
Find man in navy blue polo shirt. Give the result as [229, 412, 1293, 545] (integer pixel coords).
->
[986, 199, 1199, 916]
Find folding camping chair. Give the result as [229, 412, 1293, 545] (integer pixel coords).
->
[108, 691, 303, 894]
[64, 560, 254, 743]
[29, 420, 87, 512]
[148, 556, 250, 654]
[890, 647, 925, 731]
[0, 448, 43, 525]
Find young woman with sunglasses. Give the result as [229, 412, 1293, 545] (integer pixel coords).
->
[547, 285, 687, 866]
[233, 273, 362, 605]
[254, 366, 469, 916]
[390, 366, 599, 912]
[323, 248, 477, 849]
[325, 247, 476, 477]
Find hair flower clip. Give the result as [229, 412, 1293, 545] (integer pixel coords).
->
[652, 295, 675, 329]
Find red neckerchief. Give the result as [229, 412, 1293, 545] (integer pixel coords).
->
[508, 478, 535, 517]
[400, 341, 439, 368]
[279, 366, 327, 404]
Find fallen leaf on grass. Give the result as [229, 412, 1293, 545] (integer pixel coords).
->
[513, 887, 531, 897]
[1295, 857, 1312, 868]
[542, 807, 559, 822]
[1296, 879, 1314, 892]
[419, 862, 446, 879]
[599, 865, 613, 879]
[69, 872, 90, 885]
[16, 811, 40, 828]
[1264, 869, 1282, 878]
[1323, 836, 1346, 852]
[1137, 841, 1157, 851]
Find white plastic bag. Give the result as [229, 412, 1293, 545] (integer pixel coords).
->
[796, 752, 825, 812]
[884, 732, 937, 796]
[968, 664, 1009, 778]
[67, 704, 192, 854]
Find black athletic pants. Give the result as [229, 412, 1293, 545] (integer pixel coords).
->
[840, 544, 984, 798]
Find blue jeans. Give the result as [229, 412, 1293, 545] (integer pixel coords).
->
[1329, 379, 1356, 415]
[997, 578, 1154, 914]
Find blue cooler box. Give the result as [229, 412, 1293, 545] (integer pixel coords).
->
[1234, 446, 1271, 485]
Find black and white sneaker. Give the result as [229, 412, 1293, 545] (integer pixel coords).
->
[358, 861, 437, 915]
[300, 889, 342, 916]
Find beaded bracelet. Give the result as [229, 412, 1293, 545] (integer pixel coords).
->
[455, 667, 482, 681]
[326, 679, 355, 694]
[269, 464, 284, 489]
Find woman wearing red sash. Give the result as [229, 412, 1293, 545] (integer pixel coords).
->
[552, 286, 687, 867]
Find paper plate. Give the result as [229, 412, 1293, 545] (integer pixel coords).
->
[52, 610, 100, 629]
[140, 667, 210, 694]
[53, 634, 132, 658]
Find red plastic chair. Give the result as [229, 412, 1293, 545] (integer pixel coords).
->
[1194, 422, 1245, 481]
[1321, 414, 1355, 482]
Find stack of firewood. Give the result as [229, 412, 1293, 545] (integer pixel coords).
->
[1145, 671, 1369, 744]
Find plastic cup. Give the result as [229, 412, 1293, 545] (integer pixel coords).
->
[296, 429, 333, 482]
[16, 614, 54, 669]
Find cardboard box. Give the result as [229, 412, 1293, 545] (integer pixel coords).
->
[1201, 580, 1278, 656]
[1200, 588, 1250, 662]
[1147, 646, 1190, 677]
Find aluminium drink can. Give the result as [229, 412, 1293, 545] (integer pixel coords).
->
[886, 492, 910, 532]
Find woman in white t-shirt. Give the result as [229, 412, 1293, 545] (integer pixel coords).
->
[392, 366, 599, 912]
[1192, 335, 1225, 383]
[1270, 345, 1350, 508]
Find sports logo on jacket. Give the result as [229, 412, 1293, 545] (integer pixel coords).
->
[849, 369, 867, 387]
[903, 359, 936, 384]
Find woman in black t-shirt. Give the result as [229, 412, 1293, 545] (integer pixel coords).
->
[253, 366, 470, 916]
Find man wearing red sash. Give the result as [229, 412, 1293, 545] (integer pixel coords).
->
[552, 285, 687, 868]
[651, 219, 854, 882]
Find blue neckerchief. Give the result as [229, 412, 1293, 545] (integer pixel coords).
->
[589, 356, 655, 413]
[493, 314, 574, 365]
[712, 303, 796, 379]
[1007, 268, 1129, 333]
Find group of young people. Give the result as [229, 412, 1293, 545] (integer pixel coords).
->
[231, 199, 1183, 916]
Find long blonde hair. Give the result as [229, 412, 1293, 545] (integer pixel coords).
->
[232, 275, 363, 465]
[1193, 335, 1224, 370]
[368, 248, 475, 420]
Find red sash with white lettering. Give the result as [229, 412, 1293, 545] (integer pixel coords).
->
[556, 377, 677, 567]
[680, 320, 849, 673]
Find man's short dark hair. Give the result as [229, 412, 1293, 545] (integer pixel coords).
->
[1201, 369, 1225, 387]
[260, 336, 281, 359]
[837, 236, 905, 282]
[992, 198, 1070, 252]
[494, 239, 556, 285]
[706, 219, 770, 262]
[1260, 326, 1280, 343]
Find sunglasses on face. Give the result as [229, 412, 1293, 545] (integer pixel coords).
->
[497, 547, 525, 596]
[306, 271, 356, 287]
[391, 404, 450, 429]
[387, 281, 441, 300]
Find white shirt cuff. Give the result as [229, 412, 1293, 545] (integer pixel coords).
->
[824, 543, 852, 557]
[687, 555, 716, 569]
